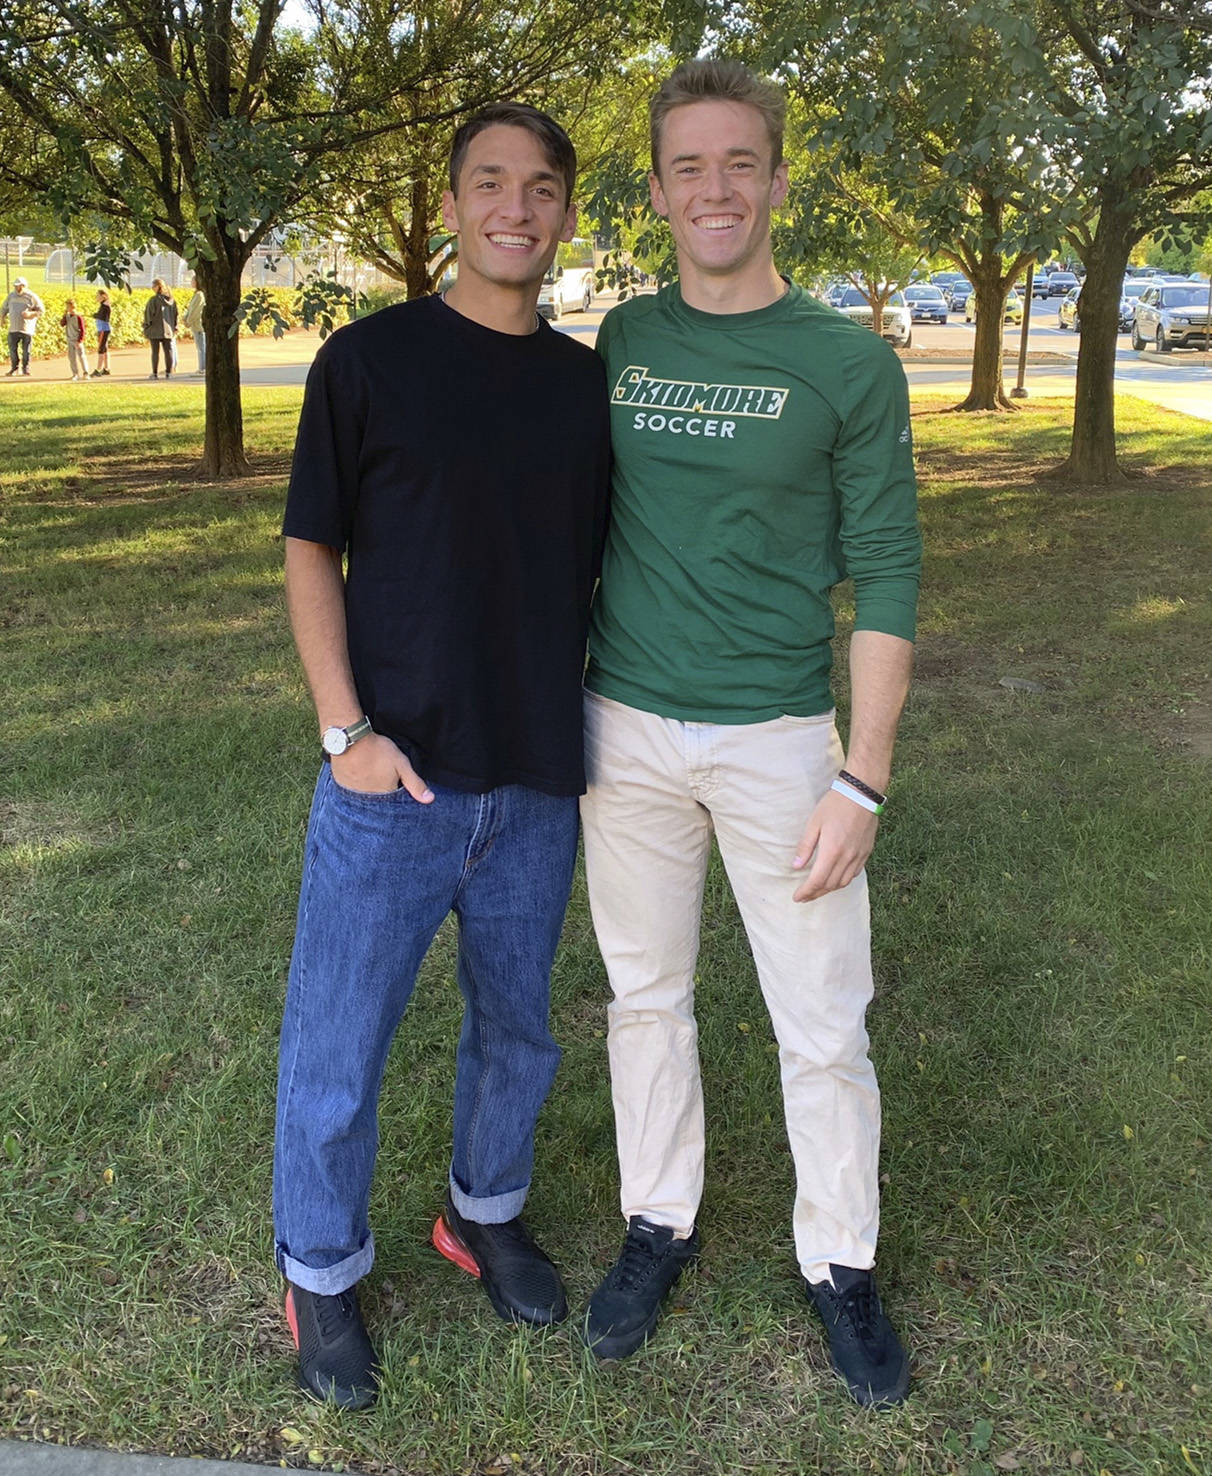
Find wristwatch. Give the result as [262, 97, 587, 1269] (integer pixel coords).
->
[321, 716, 372, 756]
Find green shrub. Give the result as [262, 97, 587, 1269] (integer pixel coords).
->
[15, 284, 304, 361]
[361, 283, 410, 315]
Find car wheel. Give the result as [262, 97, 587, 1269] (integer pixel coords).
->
[1131, 322, 1145, 351]
[1074, 316, 1080, 334]
[903, 329, 913, 349]
[1156, 326, 1170, 353]
[582, 286, 593, 313]
[550, 294, 562, 322]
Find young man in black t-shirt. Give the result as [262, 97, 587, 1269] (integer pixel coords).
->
[273, 104, 610, 1409]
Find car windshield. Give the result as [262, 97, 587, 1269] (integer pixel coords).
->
[952, 280, 972, 292]
[1162, 286, 1207, 307]
[1122, 282, 1146, 298]
[839, 289, 869, 307]
[1053, 274, 1076, 283]
[906, 287, 944, 300]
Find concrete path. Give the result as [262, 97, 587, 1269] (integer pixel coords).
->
[0, 1443, 270, 1476]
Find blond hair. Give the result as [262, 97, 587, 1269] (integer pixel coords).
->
[650, 59, 786, 177]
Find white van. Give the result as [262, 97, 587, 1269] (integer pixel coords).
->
[537, 238, 595, 320]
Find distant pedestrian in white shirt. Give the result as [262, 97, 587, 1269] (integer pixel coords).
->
[184, 276, 206, 375]
[2, 278, 44, 376]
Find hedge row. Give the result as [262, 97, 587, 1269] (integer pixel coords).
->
[6, 285, 304, 361]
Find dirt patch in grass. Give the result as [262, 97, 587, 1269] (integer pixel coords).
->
[1131, 693, 1212, 759]
[54, 452, 292, 502]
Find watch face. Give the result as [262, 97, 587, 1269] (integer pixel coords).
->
[322, 726, 349, 756]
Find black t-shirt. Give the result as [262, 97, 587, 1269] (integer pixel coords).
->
[282, 294, 610, 796]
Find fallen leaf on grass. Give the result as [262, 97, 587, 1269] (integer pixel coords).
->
[994, 1457, 1020, 1471]
[279, 1427, 304, 1445]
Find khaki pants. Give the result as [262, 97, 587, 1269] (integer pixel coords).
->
[67, 340, 90, 378]
[580, 691, 881, 1283]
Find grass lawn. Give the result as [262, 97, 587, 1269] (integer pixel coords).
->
[1, 386, 1209, 1476]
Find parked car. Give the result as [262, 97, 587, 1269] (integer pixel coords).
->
[1118, 279, 1148, 331]
[1047, 271, 1079, 297]
[1131, 280, 1212, 352]
[931, 271, 967, 295]
[1057, 286, 1082, 331]
[903, 283, 948, 323]
[964, 287, 1025, 324]
[536, 237, 595, 320]
[833, 286, 913, 347]
[946, 279, 973, 310]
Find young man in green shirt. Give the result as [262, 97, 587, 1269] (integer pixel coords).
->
[579, 59, 921, 1408]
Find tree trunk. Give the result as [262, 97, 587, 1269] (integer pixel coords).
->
[871, 295, 885, 337]
[198, 250, 250, 479]
[405, 174, 432, 299]
[953, 190, 1016, 412]
[954, 265, 1013, 411]
[1050, 200, 1135, 484]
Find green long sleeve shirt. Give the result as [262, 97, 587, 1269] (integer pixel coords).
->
[587, 281, 922, 722]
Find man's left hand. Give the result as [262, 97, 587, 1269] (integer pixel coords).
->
[791, 789, 879, 902]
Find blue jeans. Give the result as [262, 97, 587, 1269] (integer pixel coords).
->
[273, 764, 579, 1295]
[7, 332, 30, 371]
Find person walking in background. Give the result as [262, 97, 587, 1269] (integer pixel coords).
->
[2, 276, 44, 376]
[579, 59, 920, 1409]
[60, 299, 91, 380]
[142, 278, 177, 379]
[184, 276, 205, 375]
[92, 289, 112, 376]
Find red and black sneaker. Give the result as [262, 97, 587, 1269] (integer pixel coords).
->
[432, 1192, 568, 1326]
[285, 1280, 380, 1410]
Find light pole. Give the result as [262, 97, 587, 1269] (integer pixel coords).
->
[1011, 262, 1034, 399]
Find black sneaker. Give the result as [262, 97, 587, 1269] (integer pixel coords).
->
[433, 1192, 568, 1326]
[583, 1217, 699, 1360]
[285, 1281, 380, 1410]
[805, 1265, 909, 1407]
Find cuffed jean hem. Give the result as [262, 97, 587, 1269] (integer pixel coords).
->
[449, 1173, 528, 1224]
[277, 1233, 375, 1295]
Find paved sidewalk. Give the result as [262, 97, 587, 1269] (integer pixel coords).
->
[0, 1444, 272, 1476]
[4, 307, 1209, 420]
[1, 328, 327, 388]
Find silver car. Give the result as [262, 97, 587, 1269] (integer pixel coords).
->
[1131, 281, 1212, 352]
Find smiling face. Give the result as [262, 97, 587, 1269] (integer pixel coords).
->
[650, 99, 787, 290]
[442, 124, 576, 299]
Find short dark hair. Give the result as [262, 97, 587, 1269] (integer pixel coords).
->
[449, 103, 577, 208]
[650, 59, 786, 177]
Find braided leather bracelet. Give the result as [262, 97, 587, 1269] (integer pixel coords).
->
[837, 769, 888, 806]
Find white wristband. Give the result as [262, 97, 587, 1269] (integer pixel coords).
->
[831, 778, 883, 814]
